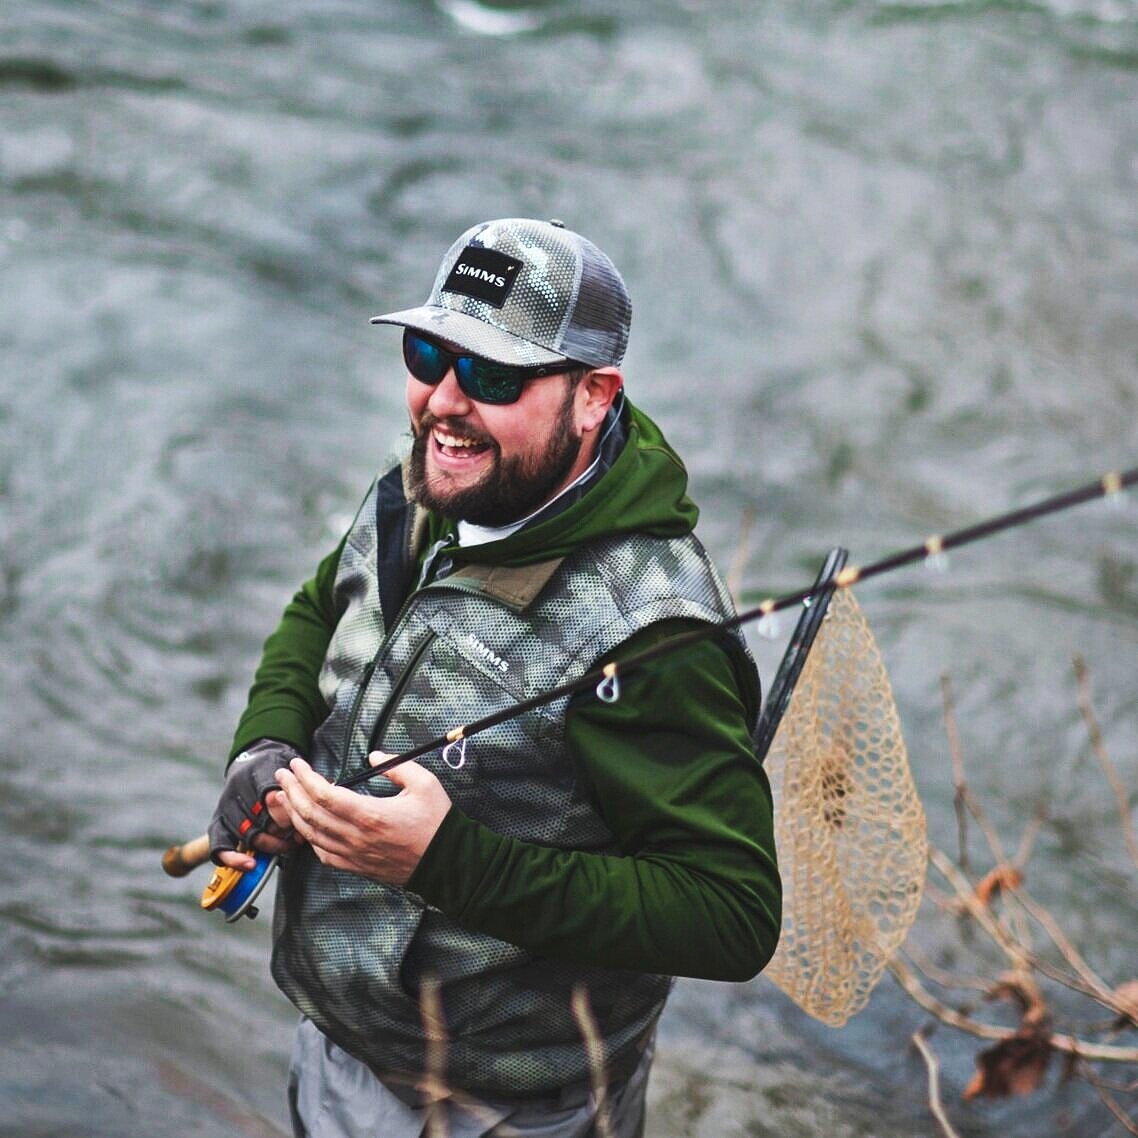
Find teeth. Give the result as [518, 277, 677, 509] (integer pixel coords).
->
[435, 430, 478, 449]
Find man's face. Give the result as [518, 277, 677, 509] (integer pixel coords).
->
[405, 351, 589, 527]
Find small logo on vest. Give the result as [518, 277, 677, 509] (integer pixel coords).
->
[467, 633, 509, 674]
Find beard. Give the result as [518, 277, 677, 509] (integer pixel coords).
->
[407, 386, 583, 527]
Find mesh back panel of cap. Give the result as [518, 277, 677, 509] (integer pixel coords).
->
[763, 587, 927, 1026]
[560, 236, 631, 366]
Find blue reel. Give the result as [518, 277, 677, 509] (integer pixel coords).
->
[201, 851, 279, 922]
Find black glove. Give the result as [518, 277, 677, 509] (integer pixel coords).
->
[208, 739, 302, 862]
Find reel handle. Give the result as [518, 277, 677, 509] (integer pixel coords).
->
[161, 833, 211, 877]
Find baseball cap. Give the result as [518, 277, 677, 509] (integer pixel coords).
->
[370, 218, 631, 369]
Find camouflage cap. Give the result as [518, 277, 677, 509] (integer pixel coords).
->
[370, 218, 631, 369]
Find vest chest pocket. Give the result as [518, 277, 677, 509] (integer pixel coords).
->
[364, 619, 564, 820]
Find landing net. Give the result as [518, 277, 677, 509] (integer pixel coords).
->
[763, 587, 927, 1026]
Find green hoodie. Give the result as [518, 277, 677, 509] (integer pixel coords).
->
[230, 399, 781, 982]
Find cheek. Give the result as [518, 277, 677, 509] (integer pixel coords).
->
[475, 414, 526, 456]
[406, 377, 430, 422]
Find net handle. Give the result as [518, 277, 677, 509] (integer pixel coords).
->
[752, 546, 849, 762]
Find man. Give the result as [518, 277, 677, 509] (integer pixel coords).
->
[209, 218, 781, 1137]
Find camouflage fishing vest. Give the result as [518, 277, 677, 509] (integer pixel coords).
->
[270, 471, 754, 1099]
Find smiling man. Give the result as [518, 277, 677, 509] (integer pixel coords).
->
[207, 218, 781, 1138]
[403, 328, 616, 527]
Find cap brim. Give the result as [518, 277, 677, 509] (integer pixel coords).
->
[370, 306, 565, 367]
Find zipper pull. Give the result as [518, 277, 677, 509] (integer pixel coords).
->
[416, 533, 456, 588]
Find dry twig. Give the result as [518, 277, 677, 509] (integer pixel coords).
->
[889, 660, 1138, 1131]
[900, 941, 992, 996]
[570, 985, 616, 1138]
[420, 976, 450, 1138]
[725, 504, 758, 604]
[941, 675, 1009, 869]
[911, 1028, 963, 1138]
[889, 958, 1138, 1063]
[1074, 654, 1138, 870]
[1076, 1058, 1138, 1137]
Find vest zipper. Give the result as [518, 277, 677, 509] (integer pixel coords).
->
[364, 629, 437, 760]
[337, 573, 463, 785]
[335, 657, 377, 784]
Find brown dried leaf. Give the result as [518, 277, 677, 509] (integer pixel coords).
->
[962, 1027, 1053, 1100]
[987, 971, 1050, 1031]
[973, 864, 1024, 907]
[1111, 980, 1138, 1029]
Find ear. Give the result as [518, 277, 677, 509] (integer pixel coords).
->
[575, 367, 624, 434]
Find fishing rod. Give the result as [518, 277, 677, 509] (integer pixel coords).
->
[164, 465, 1137, 918]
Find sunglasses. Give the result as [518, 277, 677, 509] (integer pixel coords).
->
[402, 329, 579, 405]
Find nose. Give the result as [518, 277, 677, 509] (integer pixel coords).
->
[425, 367, 474, 418]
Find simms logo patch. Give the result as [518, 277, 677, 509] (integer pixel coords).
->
[442, 246, 523, 308]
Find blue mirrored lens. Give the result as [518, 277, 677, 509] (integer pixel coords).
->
[455, 358, 523, 405]
[403, 332, 449, 384]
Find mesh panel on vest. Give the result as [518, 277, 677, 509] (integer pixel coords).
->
[271, 479, 755, 1096]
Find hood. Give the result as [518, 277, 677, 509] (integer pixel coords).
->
[421, 398, 699, 568]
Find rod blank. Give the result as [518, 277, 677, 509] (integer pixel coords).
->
[160, 465, 1136, 875]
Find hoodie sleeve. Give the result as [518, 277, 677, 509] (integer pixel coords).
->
[407, 621, 782, 982]
[226, 538, 345, 763]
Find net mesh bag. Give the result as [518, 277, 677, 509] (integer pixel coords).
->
[763, 587, 927, 1026]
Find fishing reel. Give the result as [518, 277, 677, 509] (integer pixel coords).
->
[200, 851, 279, 922]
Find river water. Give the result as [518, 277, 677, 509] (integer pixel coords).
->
[2, 1, 1137, 1135]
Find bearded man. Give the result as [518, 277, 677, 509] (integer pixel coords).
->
[208, 218, 781, 1138]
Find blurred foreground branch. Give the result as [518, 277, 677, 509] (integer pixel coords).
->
[895, 657, 1138, 1132]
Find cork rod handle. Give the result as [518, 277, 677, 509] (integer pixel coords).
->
[161, 833, 212, 877]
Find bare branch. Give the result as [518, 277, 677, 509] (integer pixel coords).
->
[941, 673, 972, 871]
[927, 845, 1029, 970]
[888, 663, 1138, 1122]
[1006, 884, 1119, 1011]
[1096, 1088, 1138, 1135]
[922, 877, 968, 914]
[570, 985, 615, 1138]
[1075, 1057, 1138, 1136]
[926, 845, 1138, 1025]
[1074, 654, 1138, 870]
[911, 1028, 964, 1138]
[725, 505, 758, 605]
[899, 942, 993, 995]
[890, 958, 1021, 1043]
[1011, 805, 1046, 871]
[940, 675, 1011, 869]
[1074, 1059, 1138, 1095]
[420, 975, 450, 1138]
[888, 959, 1138, 1062]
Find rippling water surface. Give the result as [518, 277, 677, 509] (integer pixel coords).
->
[3, 2, 1137, 1134]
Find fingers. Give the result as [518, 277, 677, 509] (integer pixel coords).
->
[214, 817, 296, 869]
[373, 752, 426, 791]
[264, 788, 293, 831]
[269, 756, 450, 885]
[273, 758, 364, 859]
[250, 828, 297, 856]
[216, 848, 258, 871]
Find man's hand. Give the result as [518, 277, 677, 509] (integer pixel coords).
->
[271, 753, 452, 885]
[209, 739, 302, 870]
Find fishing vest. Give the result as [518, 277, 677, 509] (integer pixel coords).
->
[270, 470, 756, 1099]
